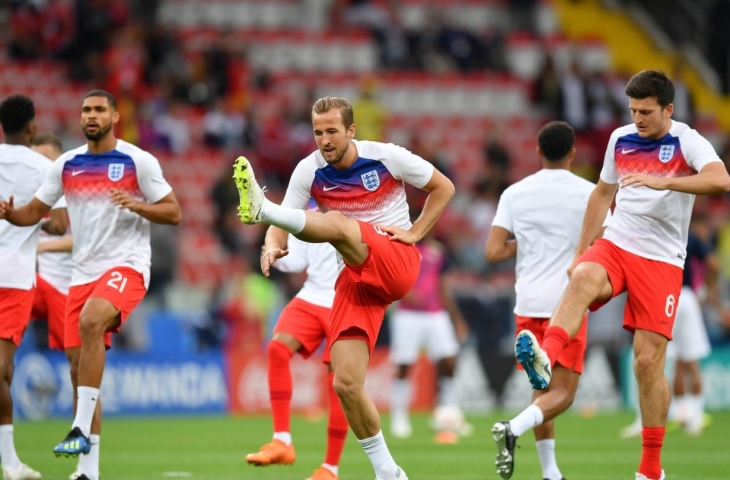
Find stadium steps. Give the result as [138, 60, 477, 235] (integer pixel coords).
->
[552, 0, 730, 132]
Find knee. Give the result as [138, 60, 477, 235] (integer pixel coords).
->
[332, 371, 362, 401]
[633, 352, 663, 381]
[322, 211, 351, 241]
[568, 265, 606, 298]
[267, 340, 293, 363]
[78, 311, 108, 338]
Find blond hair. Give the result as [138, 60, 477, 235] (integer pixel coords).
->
[311, 96, 354, 128]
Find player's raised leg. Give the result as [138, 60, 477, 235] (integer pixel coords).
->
[246, 333, 299, 466]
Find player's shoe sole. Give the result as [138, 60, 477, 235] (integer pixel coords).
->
[53, 427, 91, 458]
[515, 330, 552, 390]
[233, 156, 265, 224]
[492, 421, 517, 479]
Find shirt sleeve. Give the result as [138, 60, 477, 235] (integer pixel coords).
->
[491, 188, 513, 232]
[281, 158, 316, 210]
[680, 129, 723, 172]
[380, 143, 435, 189]
[272, 235, 309, 273]
[34, 155, 65, 207]
[136, 152, 173, 203]
[51, 195, 67, 210]
[599, 130, 620, 184]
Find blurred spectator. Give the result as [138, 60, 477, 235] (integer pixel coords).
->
[509, 0, 538, 33]
[210, 170, 244, 256]
[352, 76, 389, 141]
[708, 0, 730, 94]
[559, 62, 589, 132]
[148, 223, 178, 308]
[154, 101, 191, 153]
[203, 99, 246, 150]
[8, 1, 44, 60]
[534, 56, 562, 118]
[670, 61, 695, 125]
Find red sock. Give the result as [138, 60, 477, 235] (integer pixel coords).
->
[324, 372, 348, 466]
[638, 427, 665, 479]
[542, 326, 570, 367]
[268, 340, 294, 433]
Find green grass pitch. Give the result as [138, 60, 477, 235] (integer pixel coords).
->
[16, 411, 729, 479]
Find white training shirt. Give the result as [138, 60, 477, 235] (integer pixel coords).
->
[273, 234, 339, 308]
[37, 196, 73, 295]
[282, 140, 434, 230]
[600, 121, 722, 267]
[35, 140, 173, 288]
[0, 144, 52, 290]
[492, 169, 603, 317]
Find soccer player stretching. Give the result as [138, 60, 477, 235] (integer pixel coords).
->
[516, 71, 730, 480]
[0, 90, 181, 480]
[486, 121, 608, 479]
[235, 96, 455, 480]
[245, 227, 349, 480]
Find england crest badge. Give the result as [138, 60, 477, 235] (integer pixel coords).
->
[108, 163, 125, 182]
[658, 145, 675, 163]
[361, 170, 380, 191]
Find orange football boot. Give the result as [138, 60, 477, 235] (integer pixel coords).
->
[245, 439, 296, 466]
[305, 466, 338, 480]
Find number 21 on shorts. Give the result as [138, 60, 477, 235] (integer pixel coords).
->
[107, 271, 128, 293]
[665, 294, 676, 317]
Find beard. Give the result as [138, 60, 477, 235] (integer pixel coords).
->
[83, 123, 112, 141]
[323, 142, 348, 165]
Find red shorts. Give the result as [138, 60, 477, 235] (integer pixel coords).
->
[65, 267, 147, 349]
[274, 297, 332, 362]
[578, 239, 683, 339]
[330, 221, 421, 353]
[0, 288, 34, 346]
[516, 314, 589, 374]
[31, 274, 67, 350]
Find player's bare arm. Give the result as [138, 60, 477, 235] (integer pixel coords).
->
[110, 189, 182, 225]
[261, 226, 291, 277]
[378, 168, 455, 244]
[485, 225, 517, 263]
[620, 162, 730, 194]
[439, 272, 469, 342]
[570, 179, 618, 274]
[41, 207, 69, 235]
[37, 235, 73, 254]
[0, 195, 53, 227]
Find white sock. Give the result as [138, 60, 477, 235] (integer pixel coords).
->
[262, 199, 306, 234]
[688, 394, 704, 426]
[273, 432, 292, 446]
[509, 404, 544, 437]
[390, 379, 411, 425]
[359, 431, 398, 479]
[0, 425, 21, 470]
[72, 387, 100, 437]
[673, 395, 687, 423]
[438, 376, 457, 407]
[536, 439, 563, 480]
[322, 463, 338, 476]
[78, 434, 100, 479]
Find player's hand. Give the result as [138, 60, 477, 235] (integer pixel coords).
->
[376, 224, 419, 245]
[260, 248, 289, 277]
[619, 174, 667, 190]
[110, 189, 141, 212]
[0, 196, 14, 220]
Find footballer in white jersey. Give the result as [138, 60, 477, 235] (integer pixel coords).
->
[245, 226, 349, 477]
[513, 70, 730, 480]
[0, 90, 181, 477]
[0, 95, 66, 480]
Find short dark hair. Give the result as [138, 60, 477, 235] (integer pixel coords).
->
[0, 95, 35, 135]
[32, 131, 63, 153]
[625, 70, 675, 108]
[83, 89, 117, 110]
[538, 121, 575, 162]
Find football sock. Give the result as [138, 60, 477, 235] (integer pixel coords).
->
[509, 404, 544, 437]
[73, 387, 100, 437]
[638, 427, 665, 479]
[359, 431, 398, 479]
[438, 377, 457, 407]
[325, 373, 348, 467]
[390, 379, 411, 425]
[687, 394, 704, 428]
[0, 425, 21, 470]
[268, 340, 294, 440]
[542, 326, 570, 367]
[78, 434, 100, 480]
[536, 439, 563, 480]
[322, 463, 339, 476]
[262, 199, 306, 234]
